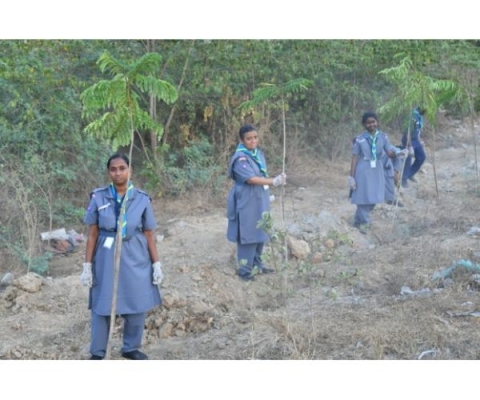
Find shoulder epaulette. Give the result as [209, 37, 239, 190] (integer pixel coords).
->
[135, 188, 152, 201]
[92, 185, 109, 193]
[90, 185, 109, 198]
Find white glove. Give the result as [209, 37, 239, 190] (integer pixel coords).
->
[396, 148, 409, 158]
[348, 176, 356, 190]
[152, 261, 164, 285]
[81, 262, 93, 288]
[272, 173, 287, 187]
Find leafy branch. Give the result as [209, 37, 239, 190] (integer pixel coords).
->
[378, 56, 457, 196]
[81, 51, 178, 151]
[239, 78, 312, 263]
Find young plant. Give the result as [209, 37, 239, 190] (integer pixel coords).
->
[240, 78, 313, 262]
[378, 56, 457, 197]
[81, 51, 178, 360]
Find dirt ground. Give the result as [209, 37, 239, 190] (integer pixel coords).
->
[2, 114, 480, 373]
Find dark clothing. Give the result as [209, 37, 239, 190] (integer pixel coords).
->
[402, 139, 426, 185]
[401, 108, 426, 184]
[402, 107, 424, 143]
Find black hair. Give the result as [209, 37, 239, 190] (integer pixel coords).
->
[361, 111, 378, 125]
[238, 124, 257, 140]
[416, 106, 426, 115]
[107, 153, 130, 169]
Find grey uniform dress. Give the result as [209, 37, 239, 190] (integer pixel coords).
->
[351, 131, 398, 226]
[84, 185, 162, 357]
[226, 149, 271, 277]
[83, 185, 161, 316]
[384, 153, 402, 202]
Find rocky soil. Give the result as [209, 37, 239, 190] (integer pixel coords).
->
[2, 114, 480, 368]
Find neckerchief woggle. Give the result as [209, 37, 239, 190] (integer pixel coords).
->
[109, 181, 134, 238]
[236, 143, 268, 177]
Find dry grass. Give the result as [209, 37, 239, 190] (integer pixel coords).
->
[3, 117, 480, 361]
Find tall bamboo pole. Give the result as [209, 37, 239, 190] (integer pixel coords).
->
[280, 98, 287, 265]
[105, 96, 135, 360]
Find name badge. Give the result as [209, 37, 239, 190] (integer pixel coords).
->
[370, 160, 377, 168]
[103, 236, 114, 249]
[98, 203, 111, 211]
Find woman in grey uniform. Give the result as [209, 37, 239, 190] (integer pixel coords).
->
[349, 112, 407, 232]
[226, 124, 286, 281]
[81, 153, 163, 360]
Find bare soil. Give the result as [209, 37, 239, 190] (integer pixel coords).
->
[2, 114, 480, 364]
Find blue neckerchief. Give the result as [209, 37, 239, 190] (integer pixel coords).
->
[109, 181, 134, 238]
[236, 143, 268, 177]
[363, 130, 379, 160]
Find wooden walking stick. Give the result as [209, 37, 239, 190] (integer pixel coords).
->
[280, 98, 287, 264]
[105, 134, 135, 360]
[392, 153, 409, 225]
[392, 107, 412, 226]
[105, 208, 125, 360]
[105, 179, 132, 359]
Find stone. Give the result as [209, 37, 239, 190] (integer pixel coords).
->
[286, 236, 311, 260]
[13, 273, 44, 293]
[1, 272, 14, 286]
[159, 322, 174, 338]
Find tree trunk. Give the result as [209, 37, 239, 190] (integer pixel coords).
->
[162, 40, 195, 146]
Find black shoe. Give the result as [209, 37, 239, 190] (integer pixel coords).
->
[238, 274, 255, 281]
[122, 350, 148, 360]
[353, 223, 369, 234]
[89, 355, 104, 360]
[260, 268, 275, 274]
